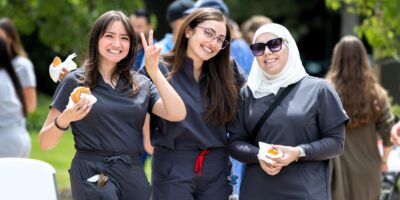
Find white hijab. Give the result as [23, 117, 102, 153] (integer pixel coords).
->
[247, 23, 308, 98]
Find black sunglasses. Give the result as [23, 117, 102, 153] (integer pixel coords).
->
[249, 38, 285, 56]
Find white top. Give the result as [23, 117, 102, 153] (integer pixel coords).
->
[12, 56, 36, 88]
[0, 69, 25, 127]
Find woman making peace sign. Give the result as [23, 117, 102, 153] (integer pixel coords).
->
[39, 10, 185, 200]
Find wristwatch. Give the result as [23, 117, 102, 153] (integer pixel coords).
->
[295, 146, 306, 162]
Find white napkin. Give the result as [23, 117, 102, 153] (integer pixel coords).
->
[66, 93, 97, 109]
[49, 53, 78, 82]
[257, 142, 283, 164]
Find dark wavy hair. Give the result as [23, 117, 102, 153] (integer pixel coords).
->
[0, 18, 27, 58]
[82, 10, 138, 95]
[163, 8, 239, 124]
[326, 35, 386, 129]
[0, 36, 26, 116]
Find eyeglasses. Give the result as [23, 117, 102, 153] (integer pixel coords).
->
[196, 26, 229, 49]
[249, 38, 287, 56]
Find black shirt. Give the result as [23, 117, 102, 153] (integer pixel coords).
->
[51, 68, 160, 154]
[142, 58, 246, 150]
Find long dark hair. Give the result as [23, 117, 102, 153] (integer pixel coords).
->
[82, 10, 139, 95]
[0, 36, 27, 117]
[0, 18, 27, 58]
[163, 8, 239, 124]
[326, 35, 385, 129]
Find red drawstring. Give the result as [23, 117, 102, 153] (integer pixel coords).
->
[194, 150, 209, 176]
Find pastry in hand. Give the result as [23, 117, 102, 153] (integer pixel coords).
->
[70, 87, 91, 103]
[52, 56, 62, 67]
[49, 53, 78, 82]
[266, 147, 283, 159]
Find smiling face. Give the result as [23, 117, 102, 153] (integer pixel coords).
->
[255, 32, 289, 76]
[98, 21, 130, 68]
[185, 20, 227, 64]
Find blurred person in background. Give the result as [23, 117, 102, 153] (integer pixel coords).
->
[0, 18, 36, 114]
[156, 0, 194, 55]
[130, 8, 155, 71]
[229, 19, 254, 74]
[130, 8, 156, 166]
[326, 35, 394, 200]
[241, 15, 273, 45]
[0, 36, 30, 157]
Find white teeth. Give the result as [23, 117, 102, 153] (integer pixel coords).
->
[108, 50, 120, 54]
[266, 58, 276, 63]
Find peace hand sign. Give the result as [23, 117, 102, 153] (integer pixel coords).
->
[141, 30, 162, 74]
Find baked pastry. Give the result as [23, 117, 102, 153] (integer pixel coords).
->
[266, 147, 283, 158]
[70, 87, 91, 103]
[52, 56, 62, 67]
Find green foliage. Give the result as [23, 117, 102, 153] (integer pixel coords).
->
[325, 0, 400, 61]
[30, 130, 75, 190]
[0, 0, 144, 57]
[226, 0, 323, 40]
[27, 92, 52, 131]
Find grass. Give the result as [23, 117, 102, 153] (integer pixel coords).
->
[28, 93, 152, 195]
[30, 130, 75, 190]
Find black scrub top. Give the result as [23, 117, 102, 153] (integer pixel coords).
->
[51, 68, 160, 155]
[142, 58, 246, 150]
[227, 76, 349, 199]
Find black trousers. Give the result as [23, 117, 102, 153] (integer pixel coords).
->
[151, 147, 232, 200]
[69, 150, 150, 200]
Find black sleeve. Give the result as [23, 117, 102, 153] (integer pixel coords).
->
[227, 87, 259, 164]
[298, 124, 345, 161]
[50, 71, 79, 112]
[298, 81, 348, 161]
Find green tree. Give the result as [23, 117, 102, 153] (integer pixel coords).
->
[0, 0, 144, 93]
[0, 0, 144, 57]
[326, 0, 400, 60]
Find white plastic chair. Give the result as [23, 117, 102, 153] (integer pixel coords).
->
[0, 158, 58, 200]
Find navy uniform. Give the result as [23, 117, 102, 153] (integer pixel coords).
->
[227, 76, 349, 200]
[142, 58, 246, 200]
[51, 68, 159, 200]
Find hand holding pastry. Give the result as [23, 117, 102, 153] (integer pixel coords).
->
[49, 53, 77, 82]
[66, 86, 97, 109]
[259, 159, 282, 176]
[269, 144, 300, 167]
[62, 97, 92, 124]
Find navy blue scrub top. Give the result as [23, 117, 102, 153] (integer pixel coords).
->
[228, 76, 348, 163]
[227, 76, 348, 200]
[142, 58, 246, 150]
[51, 68, 160, 155]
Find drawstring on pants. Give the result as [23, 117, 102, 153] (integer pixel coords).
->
[194, 150, 209, 176]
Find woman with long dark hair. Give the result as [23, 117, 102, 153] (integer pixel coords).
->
[0, 36, 30, 157]
[39, 10, 185, 199]
[142, 8, 246, 200]
[0, 18, 36, 113]
[326, 35, 394, 200]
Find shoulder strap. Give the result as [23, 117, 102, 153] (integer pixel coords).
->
[250, 83, 297, 143]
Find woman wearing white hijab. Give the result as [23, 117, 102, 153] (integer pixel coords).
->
[227, 23, 348, 200]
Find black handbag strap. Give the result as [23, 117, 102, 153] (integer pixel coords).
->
[250, 83, 297, 142]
